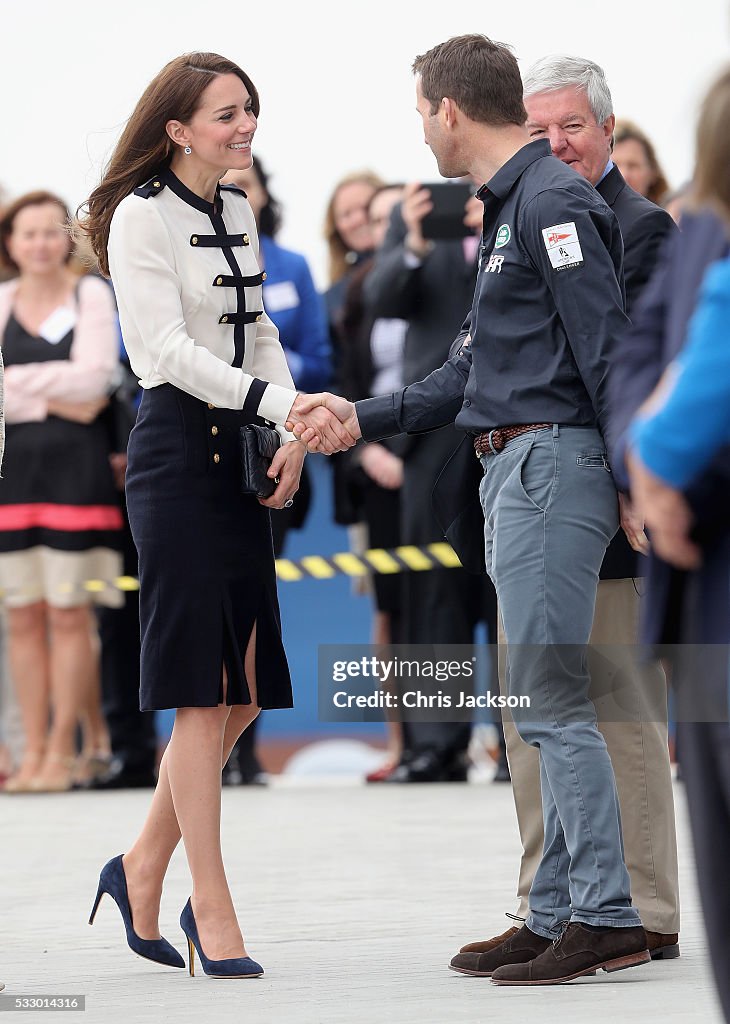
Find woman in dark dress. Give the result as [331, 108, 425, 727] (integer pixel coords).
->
[79, 53, 334, 978]
[0, 192, 122, 793]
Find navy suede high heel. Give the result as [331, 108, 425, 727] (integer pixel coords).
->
[180, 898, 264, 978]
[89, 855, 185, 968]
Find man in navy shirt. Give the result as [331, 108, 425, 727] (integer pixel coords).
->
[291, 33, 651, 986]
[455, 55, 680, 968]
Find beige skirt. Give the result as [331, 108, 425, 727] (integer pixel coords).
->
[0, 546, 124, 608]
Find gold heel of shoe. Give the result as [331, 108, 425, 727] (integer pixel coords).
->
[187, 936, 196, 977]
[29, 754, 77, 793]
[73, 751, 113, 787]
[3, 750, 45, 793]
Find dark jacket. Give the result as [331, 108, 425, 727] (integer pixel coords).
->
[431, 164, 676, 576]
[357, 143, 627, 572]
[594, 165, 677, 578]
[334, 257, 407, 524]
[608, 208, 730, 644]
[363, 204, 477, 465]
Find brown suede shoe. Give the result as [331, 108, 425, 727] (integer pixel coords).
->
[646, 930, 680, 960]
[450, 924, 551, 976]
[459, 925, 520, 955]
[490, 923, 650, 985]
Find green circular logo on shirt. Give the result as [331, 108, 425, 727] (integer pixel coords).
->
[495, 224, 511, 248]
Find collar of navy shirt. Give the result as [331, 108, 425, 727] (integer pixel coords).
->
[475, 137, 552, 210]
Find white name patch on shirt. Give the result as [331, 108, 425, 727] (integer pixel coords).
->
[541, 222, 583, 270]
[263, 280, 300, 313]
[38, 306, 77, 344]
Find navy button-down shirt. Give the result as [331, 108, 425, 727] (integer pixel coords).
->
[356, 139, 628, 449]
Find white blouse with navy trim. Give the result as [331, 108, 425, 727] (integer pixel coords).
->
[107, 169, 297, 442]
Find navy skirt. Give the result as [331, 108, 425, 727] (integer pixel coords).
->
[125, 384, 293, 712]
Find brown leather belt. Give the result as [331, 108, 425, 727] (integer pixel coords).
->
[474, 423, 551, 458]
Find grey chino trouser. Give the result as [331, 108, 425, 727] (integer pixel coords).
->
[479, 424, 642, 936]
[498, 579, 680, 934]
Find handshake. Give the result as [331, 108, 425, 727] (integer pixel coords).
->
[285, 392, 361, 454]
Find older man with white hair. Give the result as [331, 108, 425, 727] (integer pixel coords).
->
[452, 55, 680, 976]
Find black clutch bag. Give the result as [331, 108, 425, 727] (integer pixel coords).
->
[239, 424, 281, 499]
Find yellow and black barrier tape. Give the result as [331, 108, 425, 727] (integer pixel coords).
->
[0, 543, 464, 600]
[274, 542, 462, 582]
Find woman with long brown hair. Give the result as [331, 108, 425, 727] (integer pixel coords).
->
[79, 52, 335, 978]
[612, 119, 670, 206]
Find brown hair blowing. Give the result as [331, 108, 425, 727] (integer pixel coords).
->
[78, 52, 260, 277]
[693, 65, 730, 224]
[413, 33, 526, 127]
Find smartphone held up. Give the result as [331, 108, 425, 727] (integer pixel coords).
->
[419, 182, 475, 240]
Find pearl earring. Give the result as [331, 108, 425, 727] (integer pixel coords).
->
[184, 145, 192, 155]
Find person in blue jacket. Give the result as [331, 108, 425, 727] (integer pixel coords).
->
[622, 64, 730, 1024]
[628, 259, 730, 568]
[221, 158, 330, 394]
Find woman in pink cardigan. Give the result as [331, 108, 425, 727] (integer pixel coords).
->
[0, 191, 123, 793]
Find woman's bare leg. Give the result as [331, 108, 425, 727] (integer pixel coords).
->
[5, 602, 50, 783]
[372, 612, 402, 765]
[81, 622, 111, 754]
[35, 605, 96, 786]
[122, 628, 260, 948]
[76, 621, 112, 784]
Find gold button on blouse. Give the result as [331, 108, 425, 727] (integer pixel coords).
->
[221, 315, 228, 323]
[255, 314, 262, 322]
[216, 276, 223, 285]
[207, 403, 215, 410]
[262, 272, 267, 281]
[243, 234, 249, 244]
[211, 426, 219, 436]
[153, 181, 161, 188]
[213, 453, 221, 464]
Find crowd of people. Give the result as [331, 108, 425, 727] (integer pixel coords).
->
[0, 31, 727, 1010]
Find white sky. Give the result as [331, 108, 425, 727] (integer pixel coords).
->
[2, 0, 727, 287]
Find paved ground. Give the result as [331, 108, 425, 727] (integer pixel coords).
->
[0, 778, 722, 1024]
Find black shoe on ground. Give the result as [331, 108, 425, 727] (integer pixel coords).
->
[385, 750, 468, 783]
[223, 753, 268, 786]
[82, 760, 157, 790]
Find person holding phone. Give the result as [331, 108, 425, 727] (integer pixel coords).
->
[361, 178, 509, 784]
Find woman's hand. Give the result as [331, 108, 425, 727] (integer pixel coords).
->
[259, 440, 306, 509]
[359, 443, 403, 490]
[47, 397, 109, 423]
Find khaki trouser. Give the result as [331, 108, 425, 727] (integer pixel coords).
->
[499, 578, 680, 934]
